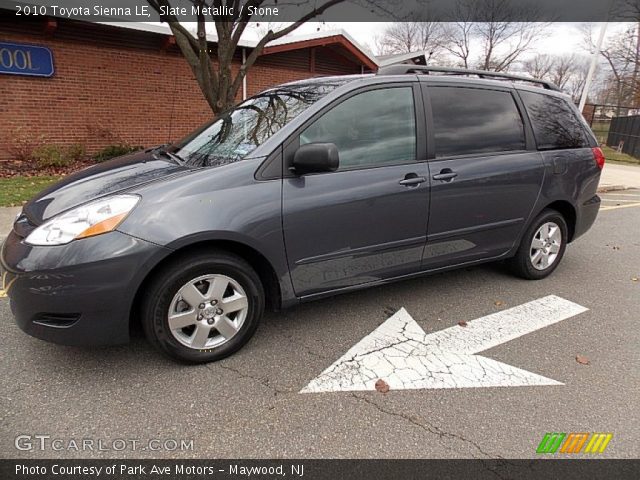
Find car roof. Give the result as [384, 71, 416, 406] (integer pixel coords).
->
[377, 64, 560, 90]
[279, 71, 571, 101]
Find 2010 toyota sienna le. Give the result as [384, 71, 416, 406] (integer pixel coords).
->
[1, 66, 604, 363]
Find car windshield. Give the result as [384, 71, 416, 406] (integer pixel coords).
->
[170, 80, 351, 167]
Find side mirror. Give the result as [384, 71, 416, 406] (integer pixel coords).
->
[292, 143, 339, 175]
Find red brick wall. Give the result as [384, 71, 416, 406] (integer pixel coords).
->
[0, 21, 363, 163]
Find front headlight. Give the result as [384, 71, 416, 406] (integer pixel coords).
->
[25, 195, 140, 246]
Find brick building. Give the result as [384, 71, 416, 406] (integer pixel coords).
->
[0, 14, 377, 162]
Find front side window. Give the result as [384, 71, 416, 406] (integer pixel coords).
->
[172, 81, 350, 167]
[430, 87, 526, 158]
[300, 87, 417, 170]
[519, 91, 590, 150]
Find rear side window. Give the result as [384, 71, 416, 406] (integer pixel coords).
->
[430, 87, 525, 158]
[300, 87, 416, 170]
[519, 91, 589, 150]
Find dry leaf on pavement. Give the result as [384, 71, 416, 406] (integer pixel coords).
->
[576, 355, 590, 365]
[375, 379, 390, 393]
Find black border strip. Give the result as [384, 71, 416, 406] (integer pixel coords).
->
[3, 459, 640, 480]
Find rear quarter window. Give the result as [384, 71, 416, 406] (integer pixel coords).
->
[519, 91, 590, 150]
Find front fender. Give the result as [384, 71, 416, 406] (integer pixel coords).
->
[116, 161, 295, 306]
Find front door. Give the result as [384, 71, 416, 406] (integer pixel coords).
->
[282, 85, 430, 297]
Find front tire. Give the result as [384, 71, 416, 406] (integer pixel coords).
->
[141, 251, 264, 363]
[509, 209, 568, 280]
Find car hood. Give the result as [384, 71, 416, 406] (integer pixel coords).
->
[23, 150, 191, 223]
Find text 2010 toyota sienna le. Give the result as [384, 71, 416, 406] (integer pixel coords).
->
[1, 66, 603, 363]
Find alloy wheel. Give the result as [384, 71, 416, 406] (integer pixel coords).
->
[530, 221, 562, 271]
[167, 274, 249, 349]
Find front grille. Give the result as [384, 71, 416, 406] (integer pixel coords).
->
[33, 313, 80, 328]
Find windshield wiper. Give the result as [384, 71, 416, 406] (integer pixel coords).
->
[152, 147, 186, 166]
[145, 143, 170, 153]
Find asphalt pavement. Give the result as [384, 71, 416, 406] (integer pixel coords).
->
[1, 191, 639, 459]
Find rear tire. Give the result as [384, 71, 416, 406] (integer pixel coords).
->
[141, 251, 264, 363]
[508, 209, 568, 280]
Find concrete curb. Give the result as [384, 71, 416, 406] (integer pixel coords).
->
[0, 206, 21, 240]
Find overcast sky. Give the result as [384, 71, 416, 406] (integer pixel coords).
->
[148, 21, 631, 64]
[243, 22, 629, 60]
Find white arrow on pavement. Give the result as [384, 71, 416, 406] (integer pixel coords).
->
[301, 295, 588, 393]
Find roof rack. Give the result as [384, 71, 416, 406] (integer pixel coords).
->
[376, 65, 560, 91]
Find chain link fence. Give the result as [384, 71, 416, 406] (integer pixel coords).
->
[581, 104, 640, 159]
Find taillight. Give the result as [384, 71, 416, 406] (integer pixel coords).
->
[592, 147, 605, 170]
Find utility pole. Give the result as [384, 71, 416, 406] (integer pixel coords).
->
[634, 22, 639, 105]
[579, 22, 609, 112]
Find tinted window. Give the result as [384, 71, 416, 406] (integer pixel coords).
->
[300, 87, 416, 170]
[519, 91, 589, 150]
[430, 87, 525, 157]
[173, 81, 350, 167]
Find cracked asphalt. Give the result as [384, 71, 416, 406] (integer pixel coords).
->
[1, 192, 639, 459]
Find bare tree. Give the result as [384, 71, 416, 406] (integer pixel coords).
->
[472, 0, 547, 72]
[564, 58, 590, 103]
[523, 53, 590, 101]
[375, 22, 447, 63]
[523, 54, 555, 79]
[146, 0, 348, 115]
[620, 0, 640, 20]
[442, 0, 546, 72]
[252, 21, 288, 39]
[584, 22, 640, 108]
[548, 54, 585, 90]
[441, 0, 475, 68]
[253, 21, 336, 39]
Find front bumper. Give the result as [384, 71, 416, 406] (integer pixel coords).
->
[1, 229, 167, 346]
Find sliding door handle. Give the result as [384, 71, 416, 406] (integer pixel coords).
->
[432, 169, 458, 181]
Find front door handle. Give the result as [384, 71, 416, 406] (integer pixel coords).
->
[432, 169, 458, 181]
[399, 174, 427, 186]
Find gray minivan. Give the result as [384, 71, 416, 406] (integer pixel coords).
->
[1, 66, 603, 363]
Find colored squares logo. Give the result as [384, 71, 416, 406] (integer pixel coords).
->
[537, 433, 612, 454]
